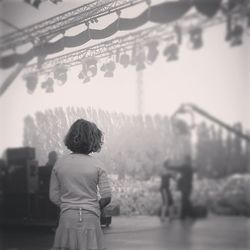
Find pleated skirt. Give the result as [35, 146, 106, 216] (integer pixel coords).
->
[51, 209, 107, 250]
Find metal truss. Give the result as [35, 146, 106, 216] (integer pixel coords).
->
[0, 0, 146, 52]
[24, 22, 175, 75]
[24, 10, 239, 76]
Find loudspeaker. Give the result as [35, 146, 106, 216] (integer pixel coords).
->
[4, 160, 39, 194]
[6, 147, 35, 165]
[38, 166, 53, 194]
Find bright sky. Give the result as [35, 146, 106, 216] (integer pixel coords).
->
[0, 0, 249, 155]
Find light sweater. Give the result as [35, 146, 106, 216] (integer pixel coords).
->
[49, 153, 111, 217]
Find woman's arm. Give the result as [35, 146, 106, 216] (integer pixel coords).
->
[98, 168, 112, 210]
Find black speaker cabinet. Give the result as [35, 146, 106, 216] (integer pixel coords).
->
[4, 160, 39, 194]
[6, 147, 35, 165]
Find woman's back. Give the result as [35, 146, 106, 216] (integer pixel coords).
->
[51, 154, 109, 216]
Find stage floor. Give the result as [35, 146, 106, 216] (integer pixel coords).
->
[1, 215, 249, 250]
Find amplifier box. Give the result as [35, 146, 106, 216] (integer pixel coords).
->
[6, 147, 35, 165]
[4, 160, 39, 194]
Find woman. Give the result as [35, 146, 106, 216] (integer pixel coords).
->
[160, 160, 175, 222]
[50, 119, 111, 250]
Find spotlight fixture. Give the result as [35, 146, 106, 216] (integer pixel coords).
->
[230, 24, 243, 46]
[163, 43, 178, 61]
[23, 73, 38, 94]
[78, 57, 98, 83]
[24, 0, 42, 8]
[119, 54, 130, 68]
[53, 64, 68, 85]
[41, 77, 54, 93]
[146, 40, 159, 64]
[102, 61, 116, 77]
[50, 0, 63, 4]
[78, 71, 90, 83]
[85, 57, 98, 77]
[189, 27, 203, 49]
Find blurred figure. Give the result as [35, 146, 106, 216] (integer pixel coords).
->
[50, 119, 111, 250]
[160, 160, 175, 222]
[171, 155, 194, 220]
[46, 150, 58, 169]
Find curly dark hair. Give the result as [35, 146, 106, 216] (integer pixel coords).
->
[64, 119, 103, 154]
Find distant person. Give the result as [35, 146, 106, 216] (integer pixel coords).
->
[39, 151, 58, 193]
[50, 119, 111, 250]
[160, 160, 175, 222]
[171, 155, 194, 220]
[46, 151, 58, 169]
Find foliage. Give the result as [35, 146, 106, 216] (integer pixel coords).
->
[23, 107, 190, 179]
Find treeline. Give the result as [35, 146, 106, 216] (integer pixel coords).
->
[23, 107, 250, 180]
[195, 122, 250, 178]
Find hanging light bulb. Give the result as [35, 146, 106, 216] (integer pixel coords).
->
[85, 57, 98, 77]
[104, 61, 116, 77]
[78, 61, 90, 83]
[41, 77, 54, 93]
[50, 0, 63, 4]
[163, 43, 178, 61]
[23, 73, 38, 94]
[146, 40, 159, 65]
[100, 63, 107, 72]
[230, 24, 243, 46]
[119, 54, 130, 68]
[24, 0, 42, 8]
[189, 27, 203, 49]
[53, 64, 68, 85]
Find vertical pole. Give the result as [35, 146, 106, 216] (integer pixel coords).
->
[136, 70, 143, 115]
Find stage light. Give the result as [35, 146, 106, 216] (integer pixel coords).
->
[56, 73, 67, 86]
[53, 64, 68, 85]
[41, 77, 54, 93]
[78, 66, 89, 83]
[136, 51, 146, 71]
[163, 44, 178, 61]
[189, 27, 203, 49]
[24, 0, 42, 8]
[119, 54, 130, 68]
[174, 25, 182, 45]
[146, 40, 159, 65]
[50, 0, 63, 4]
[85, 57, 98, 77]
[23, 73, 38, 94]
[230, 24, 243, 46]
[104, 61, 116, 77]
[78, 57, 98, 83]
